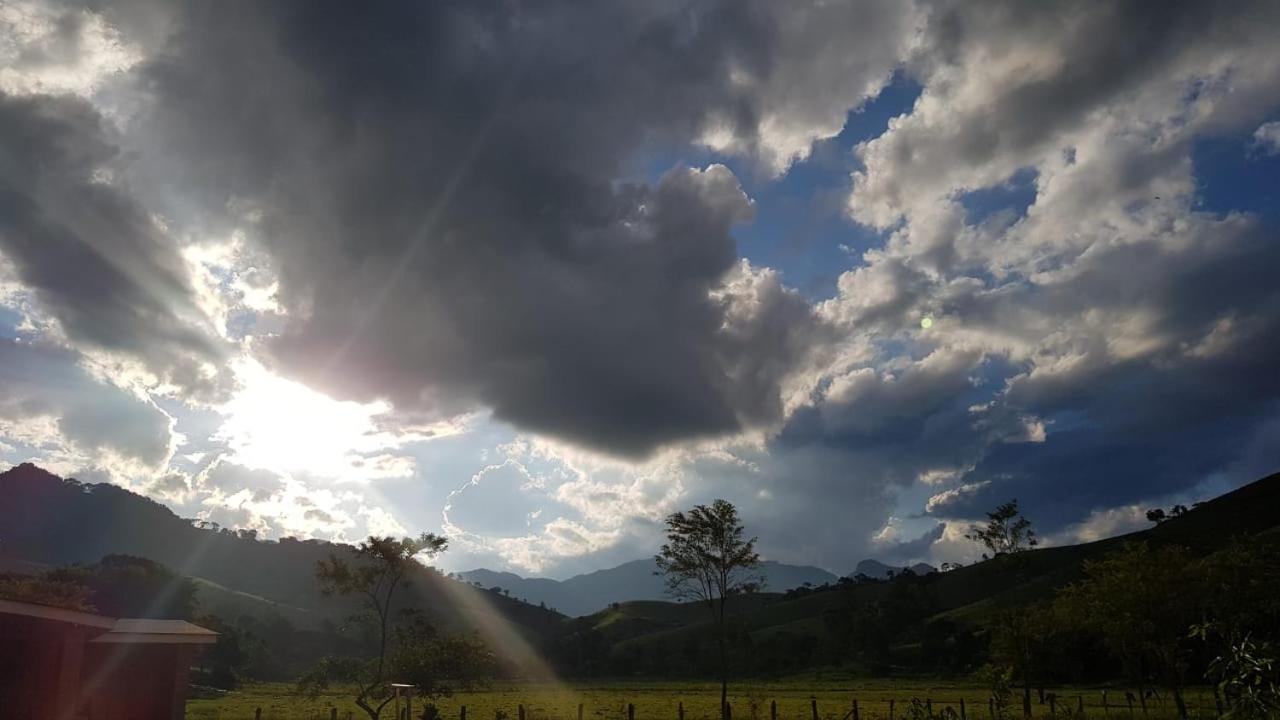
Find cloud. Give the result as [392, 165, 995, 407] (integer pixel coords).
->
[0, 338, 177, 483]
[1254, 121, 1280, 156]
[810, 0, 1280, 544]
[103, 1, 915, 458]
[0, 0, 142, 98]
[0, 92, 228, 399]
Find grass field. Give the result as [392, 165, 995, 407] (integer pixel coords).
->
[188, 680, 1218, 720]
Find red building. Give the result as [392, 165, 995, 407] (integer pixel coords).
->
[0, 598, 216, 719]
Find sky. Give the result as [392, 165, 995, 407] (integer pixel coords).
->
[1, 0, 1279, 579]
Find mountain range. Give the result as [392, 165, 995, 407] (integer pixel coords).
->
[3, 461, 1278, 680]
[457, 558, 839, 617]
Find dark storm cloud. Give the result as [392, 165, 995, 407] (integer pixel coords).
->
[114, 0, 891, 457]
[931, 228, 1280, 527]
[0, 93, 225, 394]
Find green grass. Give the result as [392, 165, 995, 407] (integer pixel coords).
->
[187, 680, 1218, 720]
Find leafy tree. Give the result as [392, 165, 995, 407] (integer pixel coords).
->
[655, 499, 762, 719]
[0, 573, 93, 611]
[384, 611, 494, 698]
[1055, 542, 1202, 718]
[308, 533, 450, 720]
[47, 554, 197, 619]
[966, 500, 1038, 560]
[988, 604, 1056, 717]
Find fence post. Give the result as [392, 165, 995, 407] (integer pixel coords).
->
[1102, 691, 1109, 717]
[926, 700, 932, 719]
[811, 699, 818, 720]
[579, 704, 585, 720]
[890, 699, 895, 720]
[520, 705, 527, 720]
[462, 705, 468, 720]
[629, 704, 635, 720]
[255, 709, 262, 720]
[853, 699, 859, 720]
[679, 703, 684, 720]
[1077, 697, 1084, 715]
[331, 708, 338, 720]
[959, 698, 966, 720]
[988, 698, 994, 720]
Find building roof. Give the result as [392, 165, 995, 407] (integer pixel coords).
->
[93, 618, 218, 645]
[0, 597, 115, 629]
[0, 598, 217, 644]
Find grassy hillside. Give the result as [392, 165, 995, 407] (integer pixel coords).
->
[0, 463, 565, 673]
[589, 471, 1280, 671]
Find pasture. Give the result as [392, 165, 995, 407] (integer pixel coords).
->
[187, 680, 1217, 720]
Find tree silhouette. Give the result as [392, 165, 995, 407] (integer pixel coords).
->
[966, 499, 1038, 560]
[310, 534, 448, 720]
[655, 499, 762, 719]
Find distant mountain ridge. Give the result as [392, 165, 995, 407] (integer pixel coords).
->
[458, 558, 838, 616]
[850, 559, 937, 579]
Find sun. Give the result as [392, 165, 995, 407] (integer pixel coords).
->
[215, 360, 401, 481]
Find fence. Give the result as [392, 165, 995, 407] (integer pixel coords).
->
[242, 689, 1223, 720]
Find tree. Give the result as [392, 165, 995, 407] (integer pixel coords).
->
[655, 499, 762, 719]
[1055, 542, 1202, 719]
[309, 534, 449, 720]
[966, 500, 1038, 560]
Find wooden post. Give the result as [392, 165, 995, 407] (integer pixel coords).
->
[331, 708, 338, 720]
[1102, 691, 1109, 717]
[853, 699, 859, 720]
[926, 700, 932, 718]
[890, 699, 896, 720]
[959, 698, 966, 720]
[580, 704, 585, 720]
[771, 701, 777, 720]
[462, 705, 468, 720]
[1077, 697, 1084, 715]
[255, 709, 262, 720]
[811, 699, 818, 720]
[520, 705, 527, 720]
[678, 703, 684, 720]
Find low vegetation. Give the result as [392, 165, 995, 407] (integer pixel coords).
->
[188, 680, 1222, 720]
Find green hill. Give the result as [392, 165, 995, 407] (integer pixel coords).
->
[0, 463, 565, 676]
[575, 471, 1280, 674]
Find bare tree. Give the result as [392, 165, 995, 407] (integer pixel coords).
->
[655, 499, 763, 719]
[965, 499, 1038, 560]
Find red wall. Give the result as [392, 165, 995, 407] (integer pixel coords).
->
[0, 614, 197, 720]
